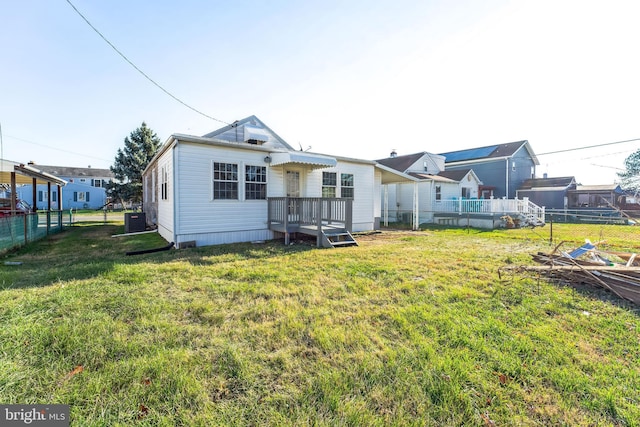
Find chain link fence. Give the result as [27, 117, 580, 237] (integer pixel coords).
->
[0, 211, 65, 254]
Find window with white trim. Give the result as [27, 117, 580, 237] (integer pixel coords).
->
[245, 165, 267, 200]
[435, 185, 441, 201]
[73, 192, 90, 202]
[340, 173, 354, 198]
[322, 172, 336, 197]
[161, 166, 168, 200]
[213, 162, 238, 200]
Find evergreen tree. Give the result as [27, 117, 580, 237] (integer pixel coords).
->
[108, 122, 161, 204]
[618, 149, 640, 195]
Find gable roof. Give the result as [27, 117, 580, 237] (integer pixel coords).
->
[439, 140, 539, 165]
[202, 115, 295, 151]
[376, 152, 430, 173]
[519, 176, 576, 190]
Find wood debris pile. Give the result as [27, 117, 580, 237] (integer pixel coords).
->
[501, 241, 640, 305]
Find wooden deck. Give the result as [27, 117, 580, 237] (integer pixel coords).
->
[267, 197, 357, 247]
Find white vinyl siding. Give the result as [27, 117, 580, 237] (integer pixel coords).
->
[175, 143, 272, 243]
[155, 150, 174, 244]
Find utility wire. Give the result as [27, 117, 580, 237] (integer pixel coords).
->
[5, 134, 112, 163]
[64, 0, 229, 126]
[537, 137, 640, 156]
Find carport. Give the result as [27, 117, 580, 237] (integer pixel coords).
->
[0, 159, 67, 214]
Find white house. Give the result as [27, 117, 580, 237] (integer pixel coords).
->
[376, 150, 545, 229]
[142, 116, 383, 248]
[376, 151, 484, 227]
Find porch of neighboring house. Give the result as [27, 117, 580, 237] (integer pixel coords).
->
[432, 197, 546, 228]
[267, 197, 358, 248]
[384, 196, 546, 229]
[0, 160, 68, 253]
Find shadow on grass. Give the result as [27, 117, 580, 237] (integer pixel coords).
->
[555, 279, 640, 313]
[0, 224, 315, 290]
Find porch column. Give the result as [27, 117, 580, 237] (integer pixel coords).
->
[47, 182, 52, 212]
[413, 182, 419, 230]
[383, 185, 388, 227]
[32, 177, 37, 212]
[10, 172, 16, 214]
[58, 184, 63, 211]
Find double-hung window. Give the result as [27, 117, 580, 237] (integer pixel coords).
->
[213, 162, 238, 200]
[322, 172, 336, 197]
[161, 166, 168, 200]
[245, 165, 267, 200]
[340, 173, 354, 198]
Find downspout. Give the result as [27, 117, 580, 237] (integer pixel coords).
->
[505, 158, 509, 199]
[431, 180, 435, 217]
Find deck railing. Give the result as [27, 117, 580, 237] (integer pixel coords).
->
[433, 197, 545, 224]
[268, 197, 353, 231]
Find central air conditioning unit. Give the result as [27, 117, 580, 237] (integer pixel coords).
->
[124, 212, 146, 233]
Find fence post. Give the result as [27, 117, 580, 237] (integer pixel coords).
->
[549, 214, 553, 244]
[23, 215, 28, 244]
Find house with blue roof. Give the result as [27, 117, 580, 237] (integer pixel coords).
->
[439, 140, 539, 199]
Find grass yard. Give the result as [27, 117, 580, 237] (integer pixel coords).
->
[0, 224, 639, 426]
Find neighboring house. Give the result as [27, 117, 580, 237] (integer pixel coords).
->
[376, 150, 545, 228]
[439, 140, 539, 199]
[568, 184, 625, 209]
[376, 151, 483, 225]
[142, 116, 382, 248]
[516, 176, 577, 209]
[17, 163, 113, 210]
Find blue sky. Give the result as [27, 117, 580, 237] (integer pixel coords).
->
[1, 0, 639, 184]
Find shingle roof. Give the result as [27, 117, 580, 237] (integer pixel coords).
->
[437, 169, 472, 182]
[376, 152, 427, 173]
[439, 140, 532, 163]
[519, 176, 576, 190]
[30, 165, 113, 178]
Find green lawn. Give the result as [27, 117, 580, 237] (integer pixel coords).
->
[0, 224, 639, 426]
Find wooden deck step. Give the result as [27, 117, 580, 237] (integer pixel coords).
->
[321, 230, 358, 248]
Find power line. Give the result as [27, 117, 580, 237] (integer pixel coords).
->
[64, 0, 230, 126]
[537, 137, 640, 156]
[4, 134, 113, 163]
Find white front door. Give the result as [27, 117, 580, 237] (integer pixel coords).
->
[286, 171, 300, 197]
[286, 171, 300, 217]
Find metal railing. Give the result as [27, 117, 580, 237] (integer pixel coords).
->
[267, 197, 353, 231]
